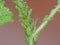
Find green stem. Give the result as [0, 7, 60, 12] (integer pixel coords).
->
[32, 4, 60, 40]
[26, 37, 35, 45]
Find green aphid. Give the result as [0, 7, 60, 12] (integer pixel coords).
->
[28, 9, 32, 16]
[25, 17, 32, 23]
[43, 15, 48, 22]
[21, 21, 27, 28]
[33, 34, 38, 42]
[25, 27, 32, 36]
[14, 1, 24, 10]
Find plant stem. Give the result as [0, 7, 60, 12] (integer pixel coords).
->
[26, 37, 35, 45]
[32, 4, 60, 39]
[26, 4, 60, 45]
[13, 0, 60, 45]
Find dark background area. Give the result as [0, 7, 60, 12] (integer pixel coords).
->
[0, 0, 60, 45]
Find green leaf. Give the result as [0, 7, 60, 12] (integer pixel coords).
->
[0, 0, 14, 25]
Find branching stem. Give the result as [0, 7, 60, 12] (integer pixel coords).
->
[32, 4, 60, 39]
